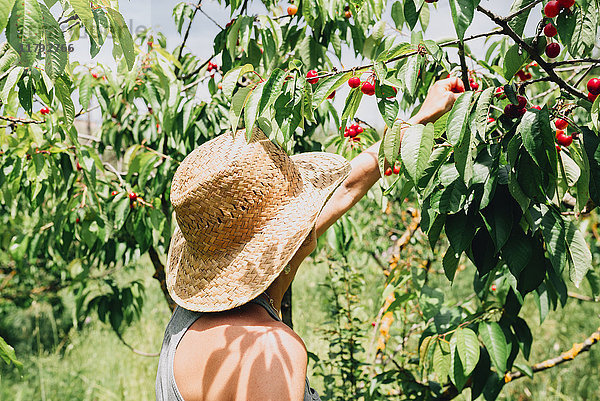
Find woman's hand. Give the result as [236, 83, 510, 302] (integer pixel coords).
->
[411, 77, 465, 125]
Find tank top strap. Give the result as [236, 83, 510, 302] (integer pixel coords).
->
[249, 293, 282, 322]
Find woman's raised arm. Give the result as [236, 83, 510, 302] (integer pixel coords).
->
[315, 77, 465, 239]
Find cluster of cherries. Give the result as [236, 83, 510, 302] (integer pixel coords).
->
[343, 122, 363, 139]
[503, 95, 530, 119]
[554, 118, 573, 148]
[543, 0, 576, 58]
[343, 5, 352, 19]
[587, 78, 600, 103]
[384, 163, 401, 176]
[207, 62, 218, 73]
[40, 107, 50, 115]
[516, 62, 538, 81]
[347, 76, 377, 96]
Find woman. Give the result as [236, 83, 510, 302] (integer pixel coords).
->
[155, 77, 465, 401]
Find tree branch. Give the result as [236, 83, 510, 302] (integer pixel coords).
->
[113, 330, 160, 357]
[505, 326, 600, 382]
[476, 5, 588, 101]
[0, 115, 44, 124]
[149, 245, 176, 311]
[457, 41, 471, 91]
[175, 0, 203, 77]
[503, 0, 544, 22]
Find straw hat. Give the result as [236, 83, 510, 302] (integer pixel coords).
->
[166, 127, 351, 312]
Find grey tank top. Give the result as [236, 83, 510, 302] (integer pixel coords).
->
[155, 295, 321, 401]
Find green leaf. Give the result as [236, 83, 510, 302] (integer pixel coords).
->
[391, 1, 405, 29]
[517, 107, 557, 175]
[433, 340, 451, 381]
[229, 86, 252, 133]
[449, 333, 468, 390]
[446, 91, 475, 146]
[456, 327, 480, 376]
[221, 64, 254, 99]
[0, 66, 23, 104]
[54, 74, 74, 127]
[401, 123, 434, 184]
[68, 0, 98, 44]
[443, 246, 460, 281]
[39, 2, 67, 80]
[508, 0, 537, 36]
[6, 0, 42, 66]
[79, 73, 92, 109]
[566, 219, 592, 287]
[583, 128, 600, 205]
[0, 0, 17, 34]
[312, 72, 351, 107]
[592, 95, 599, 131]
[105, 7, 136, 71]
[454, 115, 475, 186]
[559, 151, 580, 187]
[473, 87, 494, 139]
[341, 87, 363, 122]
[383, 119, 404, 168]
[244, 81, 265, 134]
[557, 4, 597, 58]
[448, 0, 481, 40]
[399, 55, 422, 97]
[445, 211, 477, 255]
[403, 0, 419, 30]
[479, 322, 508, 373]
[0, 336, 21, 368]
[378, 97, 399, 128]
[503, 43, 528, 81]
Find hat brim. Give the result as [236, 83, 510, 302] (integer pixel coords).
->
[166, 151, 351, 312]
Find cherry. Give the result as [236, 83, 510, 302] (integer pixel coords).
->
[589, 92, 599, 102]
[470, 81, 479, 90]
[306, 70, 319, 84]
[530, 105, 542, 111]
[344, 10, 352, 18]
[556, 144, 562, 152]
[556, 130, 573, 146]
[544, 1, 561, 18]
[555, 118, 569, 130]
[92, 72, 99, 79]
[495, 87, 506, 99]
[129, 192, 138, 201]
[545, 42, 561, 58]
[225, 19, 235, 28]
[504, 104, 520, 119]
[40, 107, 50, 115]
[384, 167, 393, 176]
[111, 191, 118, 196]
[287, 5, 298, 15]
[587, 78, 600, 95]
[327, 91, 336, 99]
[356, 126, 364, 134]
[425, 0, 438, 3]
[516, 95, 527, 109]
[361, 81, 375, 96]
[487, 117, 495, 123]
[393, 164, 401, 175]
[544, 23, 558, 37]
[523, 72, 532, 80]
[491, 284, 497, 291]
[516, 70, 527, 80]
[76, 217, 80, 223]
[347, 128, 357, 137]
[518, 107, 527, 117]
[217, 82, 223, 90]
[348, 77, 361, 88]
[76, 161, 83, 171]
[558, 0, 575, 7]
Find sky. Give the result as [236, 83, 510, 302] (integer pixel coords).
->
[61, 0, 544, 128]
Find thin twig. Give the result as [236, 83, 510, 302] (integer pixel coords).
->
[198, 7, 224, 29]
[458, 41, 470, 90]
[503, 0, 544, 21]
[175, 0, 203, 77]
[0, 115, 44, 124]
[113, 330, 160, 357]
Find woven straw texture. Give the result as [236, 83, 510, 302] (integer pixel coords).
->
[166, 127, 351, 312]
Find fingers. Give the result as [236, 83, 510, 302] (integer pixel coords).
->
[448, 77, 465, 94]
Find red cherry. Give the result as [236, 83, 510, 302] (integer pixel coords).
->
[516, 70, 527, 80]
[523, 72, 532, 80]
[356, 126, 364, 134]
[348, 77, 361, 88]
[555, 118, 569, 130]
[371, 322, 376, 327]
[587, 78, 600, 96]
[393, 164, 401, 175]
[544, 23, 558, 37]
[544, 1, 561, 18]
[384, 167, 393, 176]
[546, 42, 561, 58]
[487, 117, 495, 123]
[287, 5, 298, 15]
[556, 144, 562, 152]
[491, 284, 497, 291]
[111, 191, 118, 196]
[344, 10, 352, 18]
[327, 91, 336, 99]
[129, 192, 138, 201]
[347, 128, 357, 137]
[92, 72, 99, 79]
[589, 92, 599, 102]
[40, 107, 50, 115]
[306, 70, 319, 84]
[76, 217, 80, 223]
[76, 162, 83, 171]
[495, 87, 506, 99]
[556, 130, 573, 147]
[530, 105, 542, 111]
[361, 82, 375, 96]
[504, 104, 520, 119]
[344, 130, 350, 137]
[518, 107, 527, 117]
[516, 95, 527, 109]
[470, 82, 479, 90]
[558, 0, 575, 7]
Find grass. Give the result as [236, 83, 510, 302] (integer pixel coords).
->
[1, 202, 599, 401]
